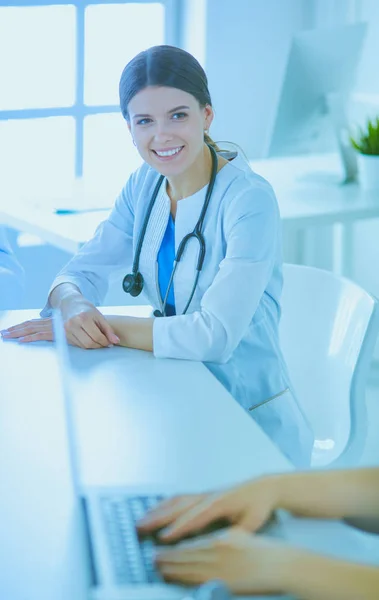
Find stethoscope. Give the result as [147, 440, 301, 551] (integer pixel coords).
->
[122, 144, 219, 317]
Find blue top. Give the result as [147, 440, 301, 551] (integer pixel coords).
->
[157, 215, 176, 316]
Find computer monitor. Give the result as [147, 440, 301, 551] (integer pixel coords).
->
[266, 23, 367, 181]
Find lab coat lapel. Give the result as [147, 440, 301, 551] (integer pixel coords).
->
[138, 183, 170, 310]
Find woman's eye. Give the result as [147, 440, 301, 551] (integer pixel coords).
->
[136, 118, 152, 125]
[172, 112, 187, 120]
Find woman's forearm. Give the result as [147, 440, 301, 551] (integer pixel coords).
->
[274, 468, 379, 520]
[106, 315, 154, 352]
[282, 549, 379, 600]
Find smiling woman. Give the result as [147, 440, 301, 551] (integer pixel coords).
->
[1, 44, 314, 470]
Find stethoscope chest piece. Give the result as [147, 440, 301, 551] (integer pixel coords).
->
[122, 272, 144, 297]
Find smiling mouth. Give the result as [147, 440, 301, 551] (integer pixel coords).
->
[152, 146, 184, 158]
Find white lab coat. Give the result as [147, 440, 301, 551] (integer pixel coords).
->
[42, 157, 313, 467]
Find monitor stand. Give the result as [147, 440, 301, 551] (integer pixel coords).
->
[297, 95, 358, 187]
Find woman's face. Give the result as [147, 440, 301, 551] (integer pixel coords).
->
[127, 86, 213, 177]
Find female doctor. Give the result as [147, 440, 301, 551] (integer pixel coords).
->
[1, 45, 313, 467]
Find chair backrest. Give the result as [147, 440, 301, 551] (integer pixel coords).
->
[280, 264, 379, 467]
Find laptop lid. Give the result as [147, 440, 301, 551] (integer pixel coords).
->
[52, 309, 83, 495]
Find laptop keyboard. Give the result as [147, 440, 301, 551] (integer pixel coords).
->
[100, 494, 165, 585]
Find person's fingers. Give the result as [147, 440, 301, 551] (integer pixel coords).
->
[1, 319, 52, 339]
[66, 331, 87, 349]
[156, 535, 216, 558]
[1, 318, 51, 335]
[156, 540, 214, 584]
[159, 564, 205, 585]
[238, 508, 271, 532]
[74, 326, 103, 349]
[1, 328, 30, 339]
[95, 314, 120, 345]
[79, 319, 112, 347]
[137, 495, 205, 533]
[17, 330, 54, 343]
[67, 311, 119, 346]
[158, 495, 229, 542]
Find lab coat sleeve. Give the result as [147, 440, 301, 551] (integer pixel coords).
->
[153, 183, 279, 363]
[40, 175, 136, 317]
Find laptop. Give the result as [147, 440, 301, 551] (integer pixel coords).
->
[52, 310, 195, 600]
[52, 311, 289, 600]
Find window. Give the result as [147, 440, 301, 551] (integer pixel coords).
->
[0, 0, 179, 201]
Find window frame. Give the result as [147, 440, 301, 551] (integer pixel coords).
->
[0, 0, 181, 176]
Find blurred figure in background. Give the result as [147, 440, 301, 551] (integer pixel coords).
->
[0, 226, 24, 310]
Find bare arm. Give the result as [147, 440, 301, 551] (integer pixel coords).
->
[105, 315, 154, 352]
[282, 548, 379, 600]
[140, 468, 379, 542]
[276, 468, 379, 522]
[142, 468, 379, 598]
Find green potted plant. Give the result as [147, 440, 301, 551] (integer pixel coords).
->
[350, 116, 379, 190]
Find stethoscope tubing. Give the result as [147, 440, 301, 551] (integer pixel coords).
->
[127, 144, 218, 317]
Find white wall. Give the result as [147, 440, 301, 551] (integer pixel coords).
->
[182, 0, 379, 359]
[356, 0, 379, 95]
[351, 0, 379, 361]
[204, 0, 309, 158]
[310, 0, 379, 298]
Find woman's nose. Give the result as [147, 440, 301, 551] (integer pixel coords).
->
[153, 122, 173, 143]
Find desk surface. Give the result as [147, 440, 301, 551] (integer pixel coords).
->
[1, 154, 379, 253]
[0, 307, 292, 600]
[1, 307, 379, 600]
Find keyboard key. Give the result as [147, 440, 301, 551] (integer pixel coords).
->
[100, 494, 165, 585]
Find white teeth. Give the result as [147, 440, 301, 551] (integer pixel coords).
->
[155, 147, 182, 157]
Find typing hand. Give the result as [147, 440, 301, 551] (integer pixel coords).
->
[155, 527, 288, 595]
[137, 477, 279, 542]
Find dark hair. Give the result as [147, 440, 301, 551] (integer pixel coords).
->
[119, 45, 220, 150]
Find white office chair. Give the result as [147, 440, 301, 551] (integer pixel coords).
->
[280, 264, 379, 468]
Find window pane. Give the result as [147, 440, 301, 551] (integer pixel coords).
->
[0, 117, 75, 198]
[84, 3, 165, 106]
[0, 6, 76, 110]
[83, 113, 142, 199]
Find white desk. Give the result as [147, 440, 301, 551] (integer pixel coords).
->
[1, 307, 379, 600]
[251, 154, 379, 277]
[1, 154, 379, 276]
[0, 307, 291, 600]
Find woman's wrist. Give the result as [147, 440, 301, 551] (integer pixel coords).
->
[280, 549, 379, 600]
[258, 542, 302, 594]
[105, 315, 154, 352]
[259, 473, 291, 513]
[49, 283, 83, 310]
[261, 544, 326, 598]
[268, 471, 321, 516]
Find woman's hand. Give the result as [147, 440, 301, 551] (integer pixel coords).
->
[60, 296, 120, 348]
[155, 527, 290, 595]
[137, 476, 280, 542]
[1, 317, 56, 343]
[1, 297, 120, 349]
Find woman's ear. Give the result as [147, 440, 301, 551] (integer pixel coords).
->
[204, 104, 214, 131]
